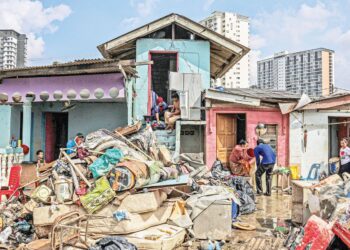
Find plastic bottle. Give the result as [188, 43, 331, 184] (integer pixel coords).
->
[0, 226, 12, 243]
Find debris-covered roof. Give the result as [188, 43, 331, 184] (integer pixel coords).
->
[205, 88, 301, 106]
[0, 59, 137, 82]
[301, 92, 350, 110]
[97, 13, 250, 79]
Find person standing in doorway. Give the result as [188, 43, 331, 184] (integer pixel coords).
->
[339, 138, 350, 178]
[254, 139, 276, 196]
[164, 92, 181, 131]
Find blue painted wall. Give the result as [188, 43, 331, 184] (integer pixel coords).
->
[0, 105, 12, 147]
[6, 102, 127, 160]
[135, 38, 211, 120]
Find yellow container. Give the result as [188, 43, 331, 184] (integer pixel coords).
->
[290, 165, 300, 180]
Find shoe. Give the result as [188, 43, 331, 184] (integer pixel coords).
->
[264, 193, 271, 196]
[256, 192, 263, 196]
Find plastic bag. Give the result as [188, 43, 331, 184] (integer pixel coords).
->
[80, 176, 115, 214]
[89, 148, 124, 178]
[89, 236, 137, 250]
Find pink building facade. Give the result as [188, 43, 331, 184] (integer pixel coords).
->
[205, 105, 290, 169]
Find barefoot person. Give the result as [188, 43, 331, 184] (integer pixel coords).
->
[165, 92, 181, 130]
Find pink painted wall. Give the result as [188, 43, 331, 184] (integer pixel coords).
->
[206, 106, 290, 168]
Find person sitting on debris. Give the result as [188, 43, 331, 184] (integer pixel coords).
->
[339, 138, 350, 178]
[66, 132, 88, 157]
[229, 139, 255, 176]
[254, 139, 276, 196]
[164, 92, 181, 130]
[151, 91, 168, 124]
[36, 150, 46, 177]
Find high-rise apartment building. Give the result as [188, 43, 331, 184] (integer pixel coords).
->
[201, 11, 250, 88]
[257, 48, 334, 97]
[0, 30, 27, 69]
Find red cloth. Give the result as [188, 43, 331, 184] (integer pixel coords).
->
[229, 145, 255, 176]
[296, 215, 334, 250]
[156, 96, 164, 105]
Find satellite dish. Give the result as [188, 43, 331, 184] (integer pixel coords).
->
[61, 101, 76, 112]
[255, 123, 267, 136]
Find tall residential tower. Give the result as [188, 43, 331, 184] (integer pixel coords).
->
[201, 11, 250, 88]
[257, 48, 334, 97]
[0, 30, 27, 69]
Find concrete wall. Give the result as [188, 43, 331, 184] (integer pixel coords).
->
[135, 38, 211, 120]
[206, 105, 289, 168]
[289, 110, 350, 178]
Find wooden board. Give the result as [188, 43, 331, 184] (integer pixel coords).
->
[216, 114, 236, 167]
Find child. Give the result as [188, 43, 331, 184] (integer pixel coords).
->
[164, 92, 181, 130]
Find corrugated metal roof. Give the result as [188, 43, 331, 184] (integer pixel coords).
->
[209, 88, 301, 102]
[0, 59, 137, 81]
[0, 58, 118, 73]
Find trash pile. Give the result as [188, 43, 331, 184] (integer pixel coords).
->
[285, 174, 350, 249]
[0, 125, 257, 250]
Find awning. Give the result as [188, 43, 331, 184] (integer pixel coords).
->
[0, 73, 125, 103]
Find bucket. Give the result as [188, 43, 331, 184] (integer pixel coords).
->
[290, 165, 300, 180]
[247, 148, 255, 158]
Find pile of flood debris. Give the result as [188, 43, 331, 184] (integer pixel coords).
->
[285, 174, 350, 249]
[0, 124, 259, 250]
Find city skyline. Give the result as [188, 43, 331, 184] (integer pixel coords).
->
[201, 11, 250, 89]
[257, 48, 334, 97]
[0, 0, 349, 89]
[0, 29, 27, 69]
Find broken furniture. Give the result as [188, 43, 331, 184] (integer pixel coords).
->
[272, 167, 291, 194]
[193, 200, 232, 240]
[332, 221, 350, 248]
[0, 165, 23, 202]
[125, 224, 186, 250]
[291, 180, 316, 224]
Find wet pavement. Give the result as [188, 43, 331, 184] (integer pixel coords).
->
[227, 192, 292, 249]
[232, 192, 292, 239]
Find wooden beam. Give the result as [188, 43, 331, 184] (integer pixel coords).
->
[211, 52, 229, 64]
[119, 60, 154, 66]
[114, 49, 136, 60]
[172, 23, 175, 40]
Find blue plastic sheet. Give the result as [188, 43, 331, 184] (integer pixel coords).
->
[89, 148, 124, 178]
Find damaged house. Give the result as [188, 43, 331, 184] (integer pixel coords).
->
[204, 88, 301, 168]
[0, 59, 136, 162]
[0, 13, 249, 162]
[288, 93, 350, 178]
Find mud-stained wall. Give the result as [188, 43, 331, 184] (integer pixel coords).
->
[290, 110, 350, 178]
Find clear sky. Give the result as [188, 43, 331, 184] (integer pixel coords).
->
[1, 0, 350, 88]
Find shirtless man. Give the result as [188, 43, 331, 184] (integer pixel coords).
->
[164, 92, 181, 130]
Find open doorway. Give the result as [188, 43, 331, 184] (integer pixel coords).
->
[45, 112, 68, 162]
[329, 117, 350, 159]
[149, 52, 178, 107]
[216, 113, 246, 167]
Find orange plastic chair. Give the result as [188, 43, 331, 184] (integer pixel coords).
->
[0, 165, 22, 202]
